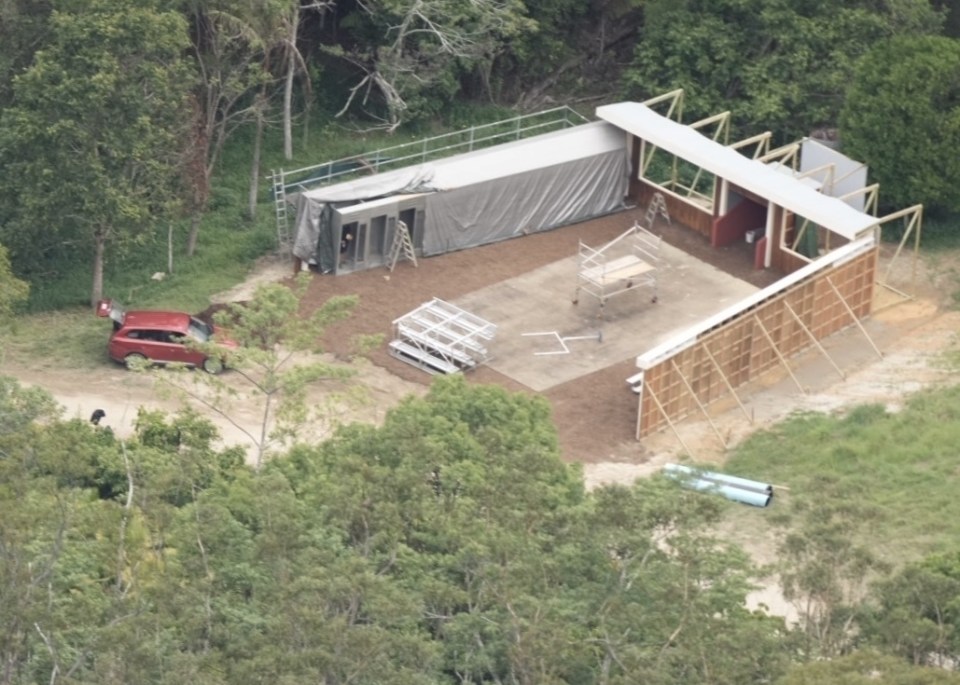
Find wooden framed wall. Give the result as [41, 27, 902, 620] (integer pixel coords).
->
[635, 180, 712, 236]
[636, 244, 877, 437]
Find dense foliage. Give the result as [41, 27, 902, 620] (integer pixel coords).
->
[623, 0, 944, 142]
[0, 245, 28, 323]
[0, 374, 795, 684]
[7, 372, 960, 681]
[840, 35, 960, 215]
[0, 0, 191, 306]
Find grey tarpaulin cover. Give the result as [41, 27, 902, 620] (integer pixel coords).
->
[292, 120, 628, 266]
[292, 168, 435, 262]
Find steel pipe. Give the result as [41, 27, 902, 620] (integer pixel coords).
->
[664, 463, 773, 507]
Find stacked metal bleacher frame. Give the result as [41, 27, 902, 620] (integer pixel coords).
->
[389, 298, 496, 374]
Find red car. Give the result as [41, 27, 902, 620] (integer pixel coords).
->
[97, 300, 236, 373]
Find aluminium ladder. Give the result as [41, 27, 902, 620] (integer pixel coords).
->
[271, 170, 291, 253]
[644, 191, 671, 229]
[387, 220, 418, 271]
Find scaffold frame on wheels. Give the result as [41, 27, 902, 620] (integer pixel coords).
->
[573, 221, 662, 310]
[389, 298, 497, 375]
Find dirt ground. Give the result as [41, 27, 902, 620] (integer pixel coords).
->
[298, 206, 960, 481]
[304, 206, 782, 462]
[4, 206, 958, 492]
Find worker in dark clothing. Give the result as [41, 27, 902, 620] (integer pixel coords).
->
[340, 228, 354, 266]
[340, 228, 354, 253]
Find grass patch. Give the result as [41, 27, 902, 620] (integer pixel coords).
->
[722, 383, 960, 567]
[25, 209, 277, 314]
[3, 308, 107, 371]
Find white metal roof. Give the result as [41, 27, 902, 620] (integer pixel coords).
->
[596, 102, 879, 240]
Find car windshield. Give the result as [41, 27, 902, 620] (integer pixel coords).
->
[187, 317, 214, 342]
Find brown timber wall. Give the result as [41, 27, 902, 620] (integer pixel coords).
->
[637, 245, 877, 437]
[634, 180, 712, 237]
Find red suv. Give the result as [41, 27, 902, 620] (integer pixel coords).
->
[98, 300, 236, 373]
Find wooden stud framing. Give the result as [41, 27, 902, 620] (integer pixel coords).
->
[839, 184, 879, 214]
[783, 302, 845, 379]
[670, 359, 728, 448]
[645, 384, 694, 458]
[877, 205, 923, 293]
[825, 276, 883, 360]
[757, 143, 800, 167]
[753, 315, 806, 394]
[641, 89, 684, 121]
[702, 345, 753, 422]
[635, 381, 644, 441]
[639, 90, 684, 177]
[635, 247, 878, 437]
[728, 131, 772, 158]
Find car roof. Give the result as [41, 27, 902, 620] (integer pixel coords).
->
[121, 310, 193, 332]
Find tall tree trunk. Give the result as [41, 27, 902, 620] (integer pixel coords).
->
[249, 98, 264, 221]
[187, 212, 202, 256]
[91, 233, 105, 309]
[185, 96, 210, 258]
[283, 6, 300, 161]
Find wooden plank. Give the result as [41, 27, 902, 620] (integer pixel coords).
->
[582, 256, 654, 285]
[583, 255, 639, 275]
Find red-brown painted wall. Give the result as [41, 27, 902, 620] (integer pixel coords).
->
[711, 197, 767, 247]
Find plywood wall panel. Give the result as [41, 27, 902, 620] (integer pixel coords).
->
[637, 247, 878, 437]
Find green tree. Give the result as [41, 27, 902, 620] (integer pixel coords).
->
[776, 487, 889, 659]
[839, 35, 960, 215]
[776, 650, 960, 684]
[579, 480, 790, 684]
[0, 372, 800, 683]
[276, 376, 789, 684]
[0, 374, 253, 684]
[624, 0, 943, 141]
[502, 0, 640, 110]
[863, 551, 960, 667]
[279, 375, 590, 682]
[0, 380, 134, 684]
[332, 0, 534, 130]
[0, 0, 191, 307]
[274, 0, 328, 161]
[163, 274, 370, 467]
[0, 243, 28, 326]
[181, 0, 276, 253]
[0, 0, 53, 106]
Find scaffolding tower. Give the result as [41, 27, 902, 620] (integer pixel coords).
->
[574, 221, 662, 311]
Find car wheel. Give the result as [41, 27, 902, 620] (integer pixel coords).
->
[202, 356, 224, 374]
[124, 353, 148, 370]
